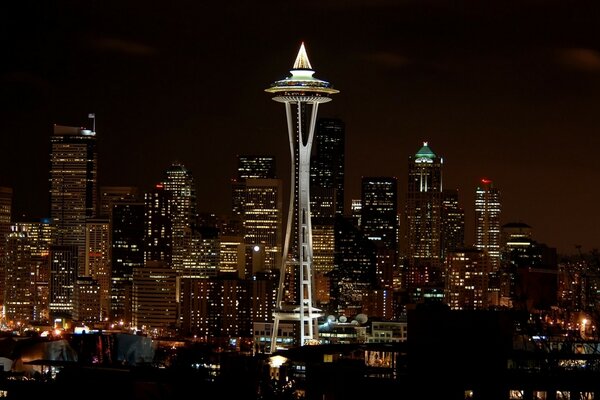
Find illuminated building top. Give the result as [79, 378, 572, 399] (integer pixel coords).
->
[415, 141, 437, 163]
[265, 42, 339, 98]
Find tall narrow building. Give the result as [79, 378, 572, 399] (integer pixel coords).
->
[110, 202, 144, 323]
[0, 187, 12, 311]
[311, 117, 345, 216]
[405, 142, 443, 291]
[85, 219, 110, 320]
[361, 177, 398, 289]
[163, 163, 197, 275]
[144, 184, 173, 265]
[441, 189, 465, 259]
[243, 179, 283, 271]
[475, 178, 502, 272]
[99, 186, 139, 218]
[49, 124, 97, 317]
[475, 178, 502, 306]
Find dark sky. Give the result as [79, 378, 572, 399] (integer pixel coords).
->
[3, 0, 600, 255]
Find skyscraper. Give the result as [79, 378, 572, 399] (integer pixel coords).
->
[441, 189, 465, 259]
[85, 219, 110, 320]
[243, 179, 283, 272]
[445, 248, 488, 310]
[475, 178, 502, 272]
[311, 117, 345, 216]
[0, 187, 12, 311]
[405, 142, 443, 290]
[49, 123, 97, 317]
[5, 225, 36, 323]
[144, 184, 173, 265]
[265, 43, 338, 349]
[99, 186, 139, 218]
[231, 155, 276, 218]
[361, 177, 399, 289]
[110, 202, 144, 323]
[12, 220, 52, 322]
[50, 124, 98, 274]
[163, 162, 197, 275]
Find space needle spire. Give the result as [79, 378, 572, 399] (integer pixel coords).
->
[265, 43, 339, 351]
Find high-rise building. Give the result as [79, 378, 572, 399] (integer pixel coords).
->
[110, 202, 144, 322]
[330, 215, 377, 316]
[445, 248, 488, 310]
[85, 219, 110, 320]
[351, 199, 362, 227]
[232, 155, 276, 219]
[73, 276, 100, 322]
[441, 189, 465, 259]
[4, 225, 36, 323]
[11, 220, 52, 322]
[361, 177, 399, 289]
[163, 163, 197, 275]
[49, 123, 97, 318]
[0, 187, 12, 311]
[475, 178, 502, 272]
[243, 179, 283, 272]
[311, 117, 345, 216]
[181, 225, 220, 278]
[144, 184, 173, 265]
[50, 124, 97, 276]
[132, 261, 177, 333]
[405, 142, 443, 290]
[265, 43, 339, 348]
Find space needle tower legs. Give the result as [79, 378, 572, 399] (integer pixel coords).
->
[265, 43, 339, 352]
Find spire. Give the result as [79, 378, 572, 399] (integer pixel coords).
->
[293, 42, 313, 70]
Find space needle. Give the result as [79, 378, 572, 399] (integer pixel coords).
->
[265, 43, 339, 350]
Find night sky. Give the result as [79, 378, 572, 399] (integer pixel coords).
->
[3, 1, 600, 255]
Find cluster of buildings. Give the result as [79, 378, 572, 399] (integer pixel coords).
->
[0, 45, 594, 355]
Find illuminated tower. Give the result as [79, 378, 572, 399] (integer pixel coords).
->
[49, 123, 97, 318]
[405, 142, 443, 291]
[265, 43, 339, 349]
[475, 178, 502, 271]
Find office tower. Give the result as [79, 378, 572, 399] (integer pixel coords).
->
[181, 225, 220, 278]
[232, 155, 276, 221]
[330, 215, 377, 316]
[311, 117, 345, 216]
[11, 220, 52, 322]
[0, 187, 12, 311]
[132, 260, 177, 333]
[501, 222, 532, 251]
[49, 245, 78, 317]
[351, 199, 362, 227]
[265, 43, 338, 349]
[445, 248, 488, 310]
[73, 276, 100, 322]
[85, 219, 110, 320]
[110, 202, 144, 322]
[180, 277, 251, 338]
[50, 124, 97, 276]
[405, 142, 443, 290]
[243, 179, 283, 272]
[163, 162, 197, 275]
[361, 177, 399, 290]
[441, 189, 465, 259]
[4, 225, 36, 323]
[99, 186, 139, 218]
[144, 184, 173, 264]
[475, 178, 502, 272]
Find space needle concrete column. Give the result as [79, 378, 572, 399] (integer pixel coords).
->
[265, 43, 339, 351]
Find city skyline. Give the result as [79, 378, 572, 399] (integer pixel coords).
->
[4, 1, 600, 255]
